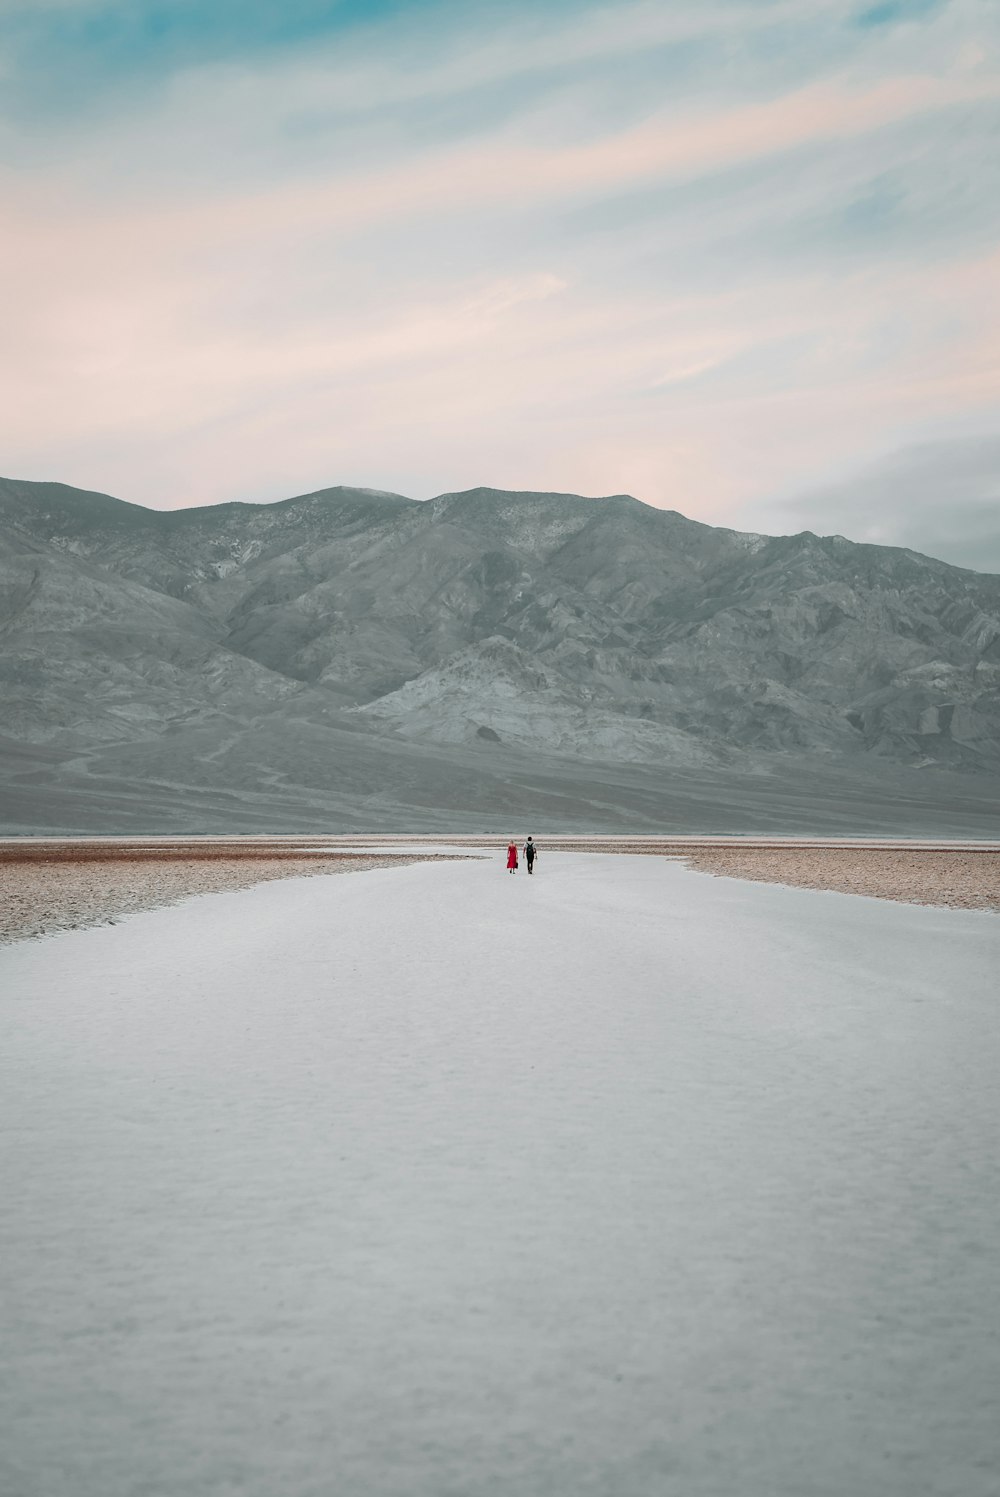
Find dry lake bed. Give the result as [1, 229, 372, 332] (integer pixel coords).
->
[2, 835, 997, 944]
[2, 847, 998, 1497]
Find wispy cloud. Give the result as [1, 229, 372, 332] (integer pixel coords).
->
[0, 0, 998, 547]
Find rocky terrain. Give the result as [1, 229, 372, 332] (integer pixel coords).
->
[0, 844, 462, 945]
[1, 476, 998, 833]
[681, 844, 1000, 913]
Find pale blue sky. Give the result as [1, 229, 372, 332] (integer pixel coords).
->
[1, 0, 998, 562]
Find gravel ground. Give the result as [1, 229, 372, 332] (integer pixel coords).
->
[681, 846, 1000, 913]
[0, 854, 448, 945]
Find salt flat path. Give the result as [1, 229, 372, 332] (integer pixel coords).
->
[2, 854, 998, 1497]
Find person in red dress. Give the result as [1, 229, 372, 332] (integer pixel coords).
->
[506, 840, 518, 873]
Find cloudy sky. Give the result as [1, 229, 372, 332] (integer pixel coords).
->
[1, 0, 998, 565]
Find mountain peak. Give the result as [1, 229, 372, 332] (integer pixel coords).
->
[0, 476, 163, 537]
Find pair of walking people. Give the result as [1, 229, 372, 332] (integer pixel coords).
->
[506, 837, 537, 874]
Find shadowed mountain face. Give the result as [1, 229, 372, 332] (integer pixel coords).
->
[1, 476, 998, 833]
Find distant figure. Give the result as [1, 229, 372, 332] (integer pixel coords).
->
[506, 840, 518, 874]
[524, 836, 537, 875]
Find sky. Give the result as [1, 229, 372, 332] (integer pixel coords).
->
[1, 0, 998, 566]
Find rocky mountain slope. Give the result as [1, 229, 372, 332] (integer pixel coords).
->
[1, 475, 998, 832]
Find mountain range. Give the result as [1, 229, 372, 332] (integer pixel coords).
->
[2, 476, 998, 834]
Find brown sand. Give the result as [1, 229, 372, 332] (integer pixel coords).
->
[679, 846, 1000, 913]
[0, 851, 458, 945]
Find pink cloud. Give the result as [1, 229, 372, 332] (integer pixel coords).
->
[1, 34, 997, 518]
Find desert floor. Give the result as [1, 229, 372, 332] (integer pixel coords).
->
[2, 851, 998, 1497]
[2, 835, 997, 943]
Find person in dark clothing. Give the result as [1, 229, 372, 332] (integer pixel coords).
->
[524, 836, 537, 874]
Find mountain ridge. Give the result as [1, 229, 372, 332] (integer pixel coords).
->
[5, 473, 993, 577]
[2, 474, 998, 833]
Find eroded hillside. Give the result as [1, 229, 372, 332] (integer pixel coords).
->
[1, 477, 998, 832]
